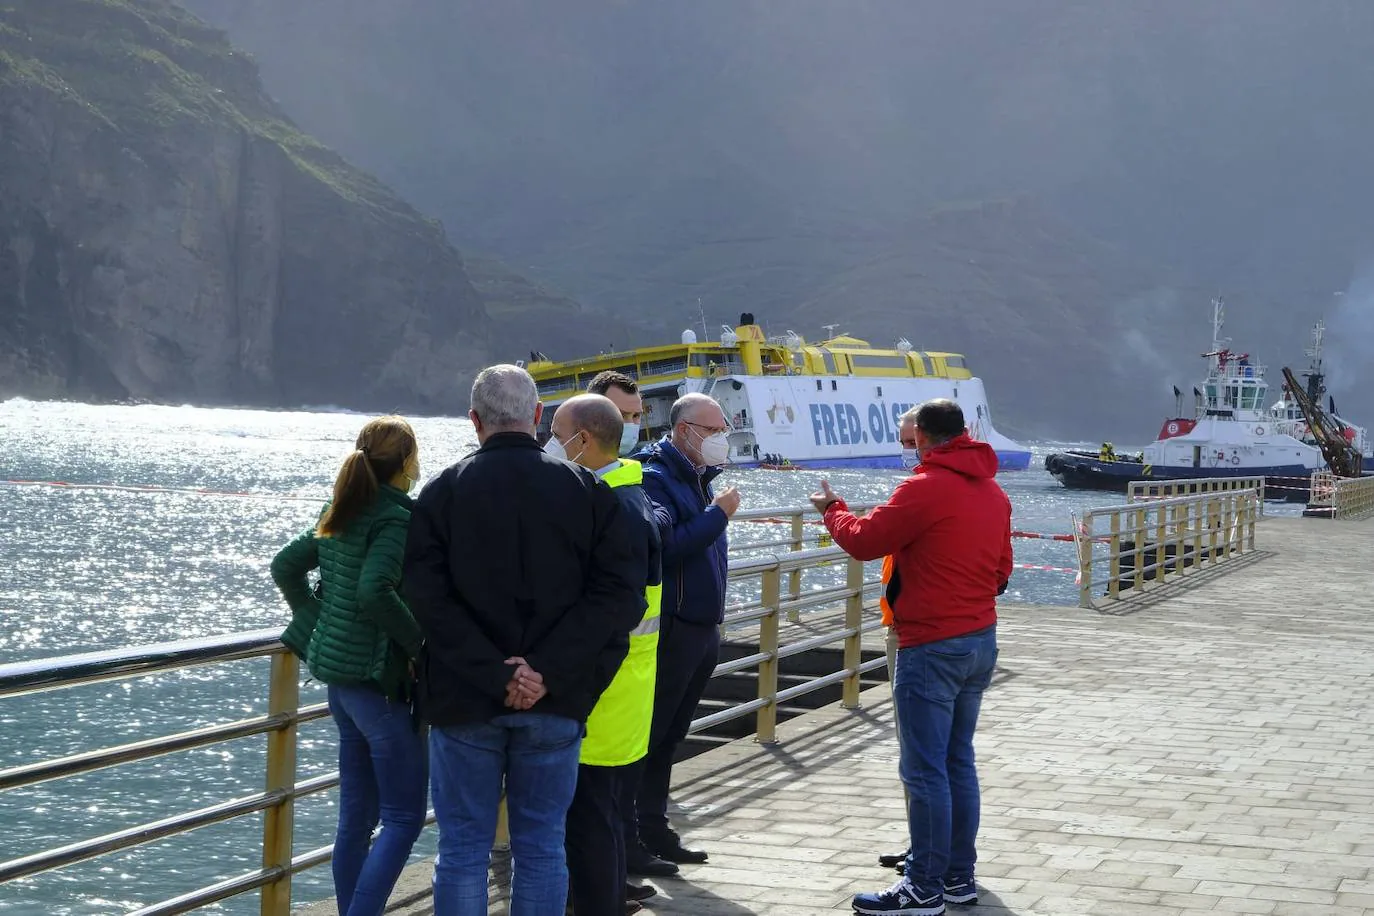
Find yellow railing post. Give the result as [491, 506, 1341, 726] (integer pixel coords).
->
[1207, 498, 1220, 567]
[260, 651, 299, 916]
[755, 566, 782, 744]
[787, 513, 803, 623]
[1189, 498, 1203, 571]
[1154, 503, 1168, 585]
[1246, 492, 1257, 550]
[841, 557, 864, 708]
[1075, 513, 1095, 609]
[1222, 494, 1235, 560]
[1133, 506, 1146, 592]
[1107, 511, 1122, 600]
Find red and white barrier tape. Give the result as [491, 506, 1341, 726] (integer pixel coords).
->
[744, 516, 1083, 543]
[1, 478, 321, 503]
[1011, 562, 1077, 574]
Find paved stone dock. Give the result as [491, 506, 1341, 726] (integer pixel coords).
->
[301, 515, 1374, 915]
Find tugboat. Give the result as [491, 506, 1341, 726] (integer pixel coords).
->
[1045, 298, 1327, 498]
[1268, 320, 1373, 464]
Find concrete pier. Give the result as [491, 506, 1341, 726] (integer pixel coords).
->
[300, 515, 1374, 915]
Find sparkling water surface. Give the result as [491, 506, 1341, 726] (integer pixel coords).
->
[0, 400, 1283, 913]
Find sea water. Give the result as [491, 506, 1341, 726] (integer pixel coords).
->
[0, 400, 1261, 913]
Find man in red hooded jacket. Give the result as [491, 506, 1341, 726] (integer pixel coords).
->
[812, 399, 1011, 916]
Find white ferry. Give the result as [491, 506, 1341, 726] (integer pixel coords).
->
[524, 315, 1031, 470]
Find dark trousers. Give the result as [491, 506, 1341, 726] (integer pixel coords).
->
[635, 616, 721, 842]
[566, 763, 625, 916]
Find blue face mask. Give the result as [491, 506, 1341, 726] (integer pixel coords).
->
[619, 422, 641, 457]
[901, 447, 921, 470]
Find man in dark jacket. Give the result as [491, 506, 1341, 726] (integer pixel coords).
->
[549, 393, 664, 916]
[628, 392, 740, 874]
[404, 365, 644, 916]
[812, 399, 1012, 916]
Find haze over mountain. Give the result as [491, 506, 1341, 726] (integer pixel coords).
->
[176, 0, 1374, 438]
[4, 0, 1371, 437]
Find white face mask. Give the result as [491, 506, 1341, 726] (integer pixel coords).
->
[544, 431, 585, 465]
[619, 422, 641, 457]
[698, 430, 731, 467]
[901, 447, 921, 470]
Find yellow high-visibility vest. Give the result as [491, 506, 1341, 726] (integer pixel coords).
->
[580, 459, 661, 767]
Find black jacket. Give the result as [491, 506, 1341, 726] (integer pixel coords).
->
[403, 432, 645, 726]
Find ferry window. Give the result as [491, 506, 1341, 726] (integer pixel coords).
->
[611, 365, 638, 379]
[945, 355, 967, 370]
[830, 380, 837, 391]
[919, 354, 936, 376]
[850, 354, 912, 371]
[536, 378, 569, 397]
[816, 380, 822, 391]
[821, 352, 837, 374]
[877, 386, 883, 397]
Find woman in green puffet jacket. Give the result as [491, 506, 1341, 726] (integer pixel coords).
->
[270, 416, 426, 916]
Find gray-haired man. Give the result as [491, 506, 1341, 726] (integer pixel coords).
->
[404, 364, 644, 915]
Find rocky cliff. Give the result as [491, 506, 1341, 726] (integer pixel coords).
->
[0, 0, 489, 411]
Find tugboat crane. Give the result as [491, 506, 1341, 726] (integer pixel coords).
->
[1280, 365, 1362, 478]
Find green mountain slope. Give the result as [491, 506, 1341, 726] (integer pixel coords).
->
[0, 0, 491, 410]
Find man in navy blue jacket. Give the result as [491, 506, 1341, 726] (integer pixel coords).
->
[627, 392, 740, 875]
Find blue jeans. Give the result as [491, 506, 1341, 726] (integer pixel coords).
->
[894, 627, 998, 890]
[328, 684, 428, 916]
[430, 713, 583, 916]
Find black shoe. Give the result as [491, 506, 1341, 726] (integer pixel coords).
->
[646, 834, 709, 865]
[878, 847, 910, 870]
[627, 847, 680, 878]
[626, 882, 657, 902]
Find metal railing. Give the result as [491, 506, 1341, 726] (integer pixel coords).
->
[1307, 471, 1374, 520]
[699, 545, 885, 742]
[1126, 476, 1267, 514]
[1073, 488, 1261, 609]
[0, 527, 882, 914]
[731, 503, 877, 624]
[0, 633, 342, 915]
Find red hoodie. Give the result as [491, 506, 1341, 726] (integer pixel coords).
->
[823, 434, 1012, 648]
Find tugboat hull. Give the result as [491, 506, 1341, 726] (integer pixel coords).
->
[1044, 451, 1312, 501]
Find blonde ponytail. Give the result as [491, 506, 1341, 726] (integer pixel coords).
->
[316, 417, 417, 537]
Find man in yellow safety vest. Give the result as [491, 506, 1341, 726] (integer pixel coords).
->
[547, 394, 663, 915]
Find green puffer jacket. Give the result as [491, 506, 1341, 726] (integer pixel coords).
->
[270, 485, 423, 701]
